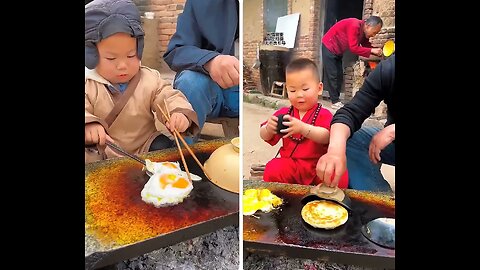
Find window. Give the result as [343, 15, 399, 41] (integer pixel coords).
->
[264, 0, 288, 32]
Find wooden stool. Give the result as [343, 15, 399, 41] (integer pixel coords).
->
[270, 81, 286, 98]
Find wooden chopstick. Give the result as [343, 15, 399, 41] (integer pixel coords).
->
[156, 103, 212, 180]
[162, 100, 192, 183]
[171, 128, 212, 180]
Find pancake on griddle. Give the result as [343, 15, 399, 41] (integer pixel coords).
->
[301, 200, 348, 229]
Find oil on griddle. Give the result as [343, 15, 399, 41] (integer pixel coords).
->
[85, 140, 238, 251]
[243, 180, 394, 257]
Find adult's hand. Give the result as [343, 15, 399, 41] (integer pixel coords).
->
[369, 124, 395, 164]
[204, 55, 239, 89]
[371, 48, 383, 56]
[316, 150, 347, 188]
[316, 123, 351, 187]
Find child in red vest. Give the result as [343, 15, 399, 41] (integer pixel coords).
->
[260, 58, 348, 188]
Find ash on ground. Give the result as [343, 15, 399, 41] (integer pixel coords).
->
[244, 253, 385, 270]
[107, 225, 239, 270]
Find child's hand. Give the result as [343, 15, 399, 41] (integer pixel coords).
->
[85, 122, 113, 147]
[167, 113, 189, 132]
[264, 115, 279, 135]
[280, 115, 307, 138]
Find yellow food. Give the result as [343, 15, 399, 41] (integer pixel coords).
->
[141, 171, 193, 207]
[144, 159, 202, 181]
[242, 188, 282, 216]
[244, 189, 259, 198]
[301, 200, 348, 229]
[243, 203, 260, 216]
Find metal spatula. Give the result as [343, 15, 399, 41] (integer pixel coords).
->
[301, 183, 352, 211]
[106, 141, 153, 177]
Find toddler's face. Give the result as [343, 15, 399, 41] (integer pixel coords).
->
[285, 69, 323, 113]
[96, 33, 140, 84]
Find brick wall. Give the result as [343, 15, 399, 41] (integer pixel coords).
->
[371, 0, 395, 46]
[291, 0, 320, 63]
[133, 0, 186, 72]
[343, 67, 354, 99]
[363, 0, 374, 18]
[134, 0, 150, 15]
[243, 41, 262, 92]
[243, 41, 259, 78]
[243, 0, 264, 92]
[243, 0, 321, 93]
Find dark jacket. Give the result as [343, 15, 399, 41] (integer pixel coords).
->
[163, 0, 239, 76]
[331, 55, 396, 137]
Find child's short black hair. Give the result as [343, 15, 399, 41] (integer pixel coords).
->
[286, 58, 320, 81]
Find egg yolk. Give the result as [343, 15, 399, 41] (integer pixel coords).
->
[244, 189, 259, 198]
[163, 162, 178, 169]
[172, 177, 189, 189]
[243, 203, 260, 215]
[242, 188, 283, 216]
[159, 174, 177, 188]
[158, 174, 189, 189]
[259, 189, 273, 200]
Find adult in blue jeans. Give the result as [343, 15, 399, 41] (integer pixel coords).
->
[316, 55, 396, 192]
[163, 0, 239, 143]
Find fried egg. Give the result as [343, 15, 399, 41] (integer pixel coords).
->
[141, 172, 193, 207]
[145, 159, 202, 181]
[242, 188, 283, 216]
[258, 189, 283, 207]
[242, 195, 260, 215]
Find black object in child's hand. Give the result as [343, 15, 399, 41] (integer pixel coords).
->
[277, 114, 289, 133]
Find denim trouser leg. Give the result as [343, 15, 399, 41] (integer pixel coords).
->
[346, 126, 395, 192]
[173, 70, 239, 143]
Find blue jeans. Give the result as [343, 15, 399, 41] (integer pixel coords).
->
[173, 70, 239, 143]
[346, 126, 395, 192]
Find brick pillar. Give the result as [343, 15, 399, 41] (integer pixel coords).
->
[132, 0, 186, 72]
[343, 67, 354, 99]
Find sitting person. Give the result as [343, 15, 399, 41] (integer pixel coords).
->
[260, 58, 348, 188]
[316, 54, 396, 192]
[85, 0, 199, 163]
[163, 0, 239, 142]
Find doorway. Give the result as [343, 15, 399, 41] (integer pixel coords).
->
[320, 0, 364, 97]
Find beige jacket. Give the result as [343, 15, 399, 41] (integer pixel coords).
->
[85, 66, 199, 163]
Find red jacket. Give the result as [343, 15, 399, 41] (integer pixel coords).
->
[322, 18, 372, 58]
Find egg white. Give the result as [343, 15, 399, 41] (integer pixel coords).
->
[141, 172, 193, 207]
[145, 159, 202, 181]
